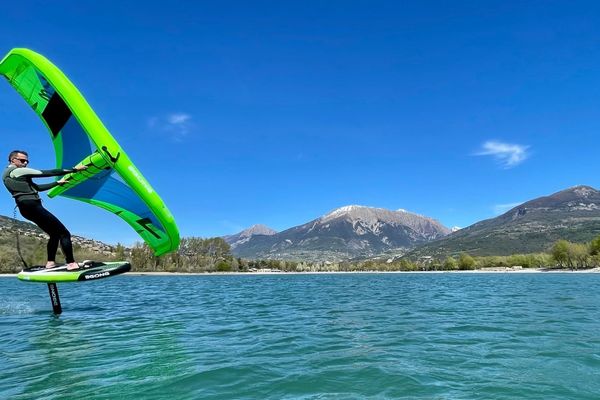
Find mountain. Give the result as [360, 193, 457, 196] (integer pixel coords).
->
[408, 185, 600, 259]
[231, 205, 450, 261]
[223, 224, 277, 249]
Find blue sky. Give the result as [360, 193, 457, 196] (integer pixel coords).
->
[1, 1, 600, 246]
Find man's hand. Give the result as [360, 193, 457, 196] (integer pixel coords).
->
[74, 165, 88, 171]
[57, 178, 68, 185]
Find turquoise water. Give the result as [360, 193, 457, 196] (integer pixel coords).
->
[1, 273, 600, 399]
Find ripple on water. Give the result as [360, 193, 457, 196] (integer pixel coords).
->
[1, 274, 600, 399]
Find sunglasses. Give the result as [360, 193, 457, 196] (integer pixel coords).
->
[14, 158, 29, 163]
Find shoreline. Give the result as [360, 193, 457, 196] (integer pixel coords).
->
[125, 267, 600, 275]
[2, 267, 599, 277]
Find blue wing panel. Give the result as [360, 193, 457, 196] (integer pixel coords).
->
[63, 171, 163, 229]
[60, 116, 94, 167]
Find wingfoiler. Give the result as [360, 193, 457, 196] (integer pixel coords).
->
[0, 48, 180, 313]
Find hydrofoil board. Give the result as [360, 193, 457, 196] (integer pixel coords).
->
[17, 261, 131, 283]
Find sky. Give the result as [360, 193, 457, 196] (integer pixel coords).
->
[1, 1, 600, 246]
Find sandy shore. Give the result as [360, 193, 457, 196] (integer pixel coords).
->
[3, 267, 599, 277]
[123, 268, 600, 275]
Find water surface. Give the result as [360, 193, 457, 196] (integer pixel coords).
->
[1, 273, 599, 399]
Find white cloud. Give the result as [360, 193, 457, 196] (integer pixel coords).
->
[148, 113, 193, 141]
[168, 113, 191, 125]
[493, 202, 522, 215]
[475, 140, 530, 168]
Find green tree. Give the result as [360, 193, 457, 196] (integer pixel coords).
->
[215, 260, 232, 272]
[458, 253, 476, 270]
[568, 242, 588, 270]
[589, 235, 600, 256]
[114, 243, 126, 260]
[551, 240, 570, 268]
[443, 256, 458, 270]
[590, 253, 600, 268]
[130, 242, 159, 271]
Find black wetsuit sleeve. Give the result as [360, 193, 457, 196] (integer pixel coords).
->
[35, 168, 77, 177]
[32, 181, 61, 192]
[10, 167, 76, 179]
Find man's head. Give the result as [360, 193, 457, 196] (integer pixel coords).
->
[8, 150, 29, 167]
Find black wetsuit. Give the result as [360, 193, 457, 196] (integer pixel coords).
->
[2, 165, 77, 263]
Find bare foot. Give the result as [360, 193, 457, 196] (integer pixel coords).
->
[45, 262, 56, 269]
[66, 262, 80, 271]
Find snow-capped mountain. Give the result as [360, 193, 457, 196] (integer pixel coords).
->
[232, 205, 450, 261]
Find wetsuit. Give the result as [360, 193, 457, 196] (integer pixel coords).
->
[2, 165, 77, 263]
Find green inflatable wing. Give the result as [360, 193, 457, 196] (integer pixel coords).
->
[0, 48, 179, 256]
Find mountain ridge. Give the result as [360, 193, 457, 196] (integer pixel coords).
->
[228, 205, 450, 261]
[223, 224, 277, 249]
[407, 185, 600, 259]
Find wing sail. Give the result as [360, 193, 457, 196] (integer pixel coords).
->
[0, 48, 179, 256]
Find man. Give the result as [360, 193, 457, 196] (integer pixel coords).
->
[3, 150, 87, 270]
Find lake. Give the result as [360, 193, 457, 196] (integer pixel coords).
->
[1, 272, 600, 399]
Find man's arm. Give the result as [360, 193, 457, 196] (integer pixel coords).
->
[9, 167, 76, 179]
[31, 181, 61, 192]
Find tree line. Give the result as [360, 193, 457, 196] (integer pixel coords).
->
[2, 234, 600, 274]
[123, 234, 600, 273]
